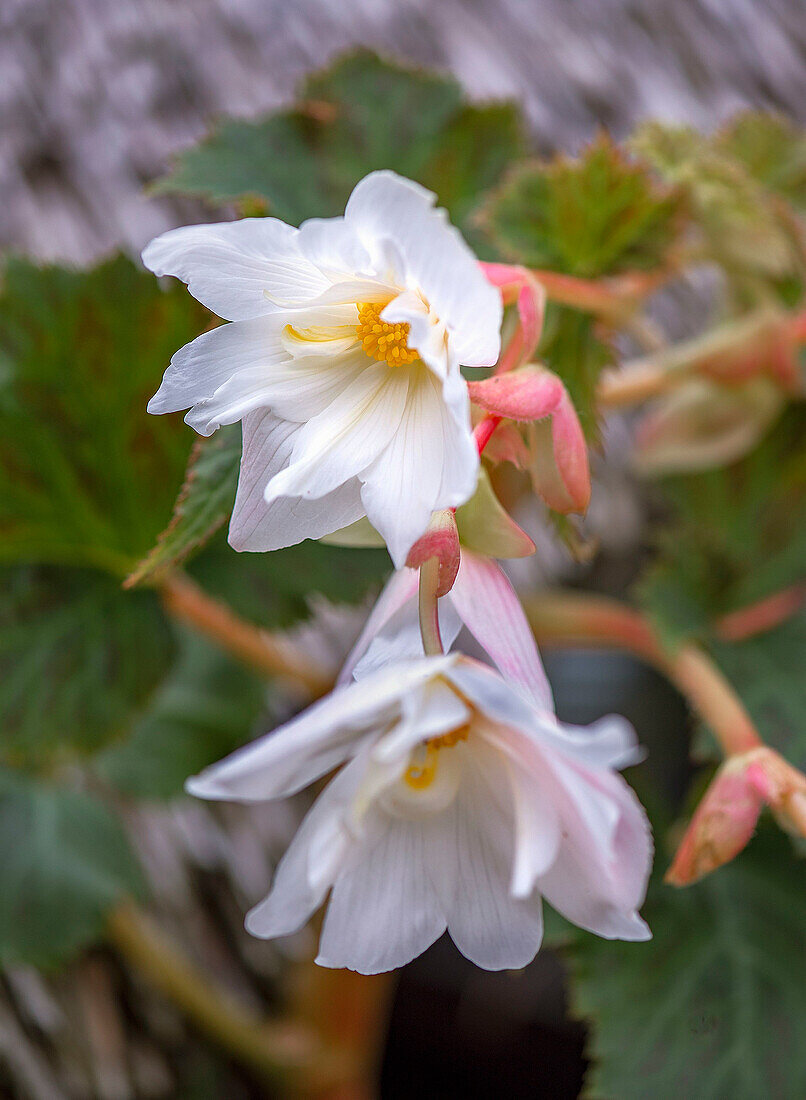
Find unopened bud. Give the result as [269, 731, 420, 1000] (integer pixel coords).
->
[406, 510, 461, 597]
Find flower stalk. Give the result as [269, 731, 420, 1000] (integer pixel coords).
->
[418, 556, 444, 656]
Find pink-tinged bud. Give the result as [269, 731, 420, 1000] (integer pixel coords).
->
[634, 376, 784, 476]
[468, 365, 565, 422]
[406, 509, 461, 596]
[479, 263, 546, 372]
[526, 384, 591, 514]
[667, 748, 806, 886]
[482, 422, 533, 470]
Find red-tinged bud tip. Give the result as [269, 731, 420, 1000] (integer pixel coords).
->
[666, 748, 806, 886]
[406, 510, 461, 597]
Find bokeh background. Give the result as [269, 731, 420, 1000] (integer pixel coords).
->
[2, 2, 805, 1097]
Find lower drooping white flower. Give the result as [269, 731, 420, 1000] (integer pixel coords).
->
[143, 171, 502, 566]
[187, 654, 652, 974]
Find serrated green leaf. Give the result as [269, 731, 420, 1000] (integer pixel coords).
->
[154, 49, 524, 230]
[571, 830, 806, 1100]
[0, 566, 172, 766]
[0, 256, 205, 575]
[709, 612, 806, 770]
[99, 628, 267, 799]
[126, 425, 241, 587]
[0, 769, 144, 968]
[479, 134, 683, 277]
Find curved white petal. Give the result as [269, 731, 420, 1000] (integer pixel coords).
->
[244, 759, 364, 939]
[350, 587, 462, 681]
[142, 219, 328, 320]
[148, 316, 285, 422]
[338, 568, 420, 685]
[446, 745, 544, 970]
[229, 411, 366, 552]
[359, 367, 478, 567]
[296, 217, 372, 278]
[186, 657, 455, 803]
[316, 813, 449, 973]
[449, 552, 554, 710]
[345, 172, 502, 367]
[265, 363, 409, 505]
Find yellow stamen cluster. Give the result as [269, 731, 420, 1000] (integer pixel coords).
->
[356, 302, 419, 366]
[404, 726, 470, 790]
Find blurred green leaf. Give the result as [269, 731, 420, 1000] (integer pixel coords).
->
[571, 830, 806, 1100]
[0, 255, 205, 575]
[0, 769, 144, 968]
[99, 628, 267, 799]
[632, 121, 806, 299]
[478, 134, 683, 277]
[126, 426, 241, 587]
[716, 111, 806, 210]
[538, 306, 613, 442]
[637, 404, 806, 647]
[154, 49, 525, 230]
[0, 567, 172, 767]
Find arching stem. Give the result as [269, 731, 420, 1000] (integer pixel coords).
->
[418, 556, 444, 656]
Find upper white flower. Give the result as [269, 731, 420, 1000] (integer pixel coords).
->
[187, 650, 652, 974]
[143, 171, 502, 566]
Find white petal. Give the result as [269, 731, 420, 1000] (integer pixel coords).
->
[265, 364, 409, 505]
[444, 658, 540, 736]
[229, 410, 366, 552]
[186, 658, 455, 803]
[449, 552, 554, 711]
[359, 366, 478, 567]
[147, 316, 285, 423]
[296, 217, 372, 277]
[244, 760, 364, 939]
[381, 290, 449, 383]
[446, 745, 544, 970]
[372, 677, 470, 764]
[142, 219, 328, 320]
[350, 585, 462, 681]
[345, 171, 502, 367]
[338, 568, 420, 685]
[505, 756, 561, 898]
[316, 813, 449, 973]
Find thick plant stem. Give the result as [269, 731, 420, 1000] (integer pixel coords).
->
[107, 902, 351, 1093]
[418, 557, 444, 656]
[523, 591, 762, 757]
[159, 572, 333, 697]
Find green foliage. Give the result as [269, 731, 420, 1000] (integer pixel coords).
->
[632, 120, 806, 299]
[0, 566, 172, 767]
[99, 628, 267, 799]
[709, 613, 806, 771]
[539, 306, 613, 442]
[638, 404, 806, 647]
[0, 769, 144, 967]
[717, 112, 806, 211]
[153, 49, 525, 230]
[0, 255, 204, 575]
[478, 134, 683, 277]
[127, 426, 241, 587]
[571, 831, 806, 1099]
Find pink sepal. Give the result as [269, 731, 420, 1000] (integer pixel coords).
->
[405, 509, 461, 597]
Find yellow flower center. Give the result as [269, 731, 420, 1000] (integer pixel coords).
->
[403, 725, 470, 791]
[356, 302, 419, 366]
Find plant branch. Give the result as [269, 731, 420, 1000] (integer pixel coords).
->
[107, 901, 351, 1093]
[418, 557, 444, 656]
[159, 572, 333, 697]
[523, 591, 762, 757]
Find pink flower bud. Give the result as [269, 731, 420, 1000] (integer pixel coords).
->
[405, 509, 461, 597]
[667, 748, 806, 886]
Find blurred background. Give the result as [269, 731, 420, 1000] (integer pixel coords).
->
[2, 2, 805, 1098]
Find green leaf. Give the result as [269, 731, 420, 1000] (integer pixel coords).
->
[637, 404, 806, 646]
[99, 628, 267, 799]
[571, 830, 806, 1099]
[0, 566, 172, 767]
[716, 111, 806, 211]
[0, 255, 205, 575]
[189, 534, 391, 632]
[126, 425, 241, 587]
[479, 134, 683, 277]
[154, 49, 525, 230]
[708, 612, 806, 770]
[632, 121, 805, 298]
[538, 306, 613, 442]
[0, 769, 144, 968]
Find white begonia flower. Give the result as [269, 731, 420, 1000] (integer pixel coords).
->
[143, 171, 502, 566]
[187, 649, 652, 974]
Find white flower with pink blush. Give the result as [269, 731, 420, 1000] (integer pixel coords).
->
[142, 171, 502, 565]
[187, 604, 652, 974]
